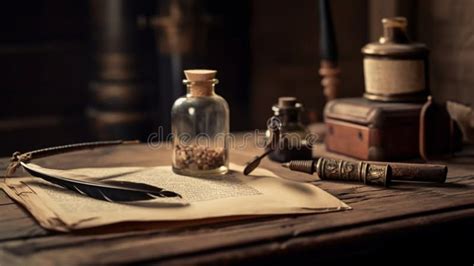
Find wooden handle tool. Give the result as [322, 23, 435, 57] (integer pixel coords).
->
[282, 158, 447, 187]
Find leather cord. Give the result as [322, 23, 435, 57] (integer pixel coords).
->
[5, 140, 139, 177]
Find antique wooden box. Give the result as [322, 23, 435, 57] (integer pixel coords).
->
[324, 98, 424, 161]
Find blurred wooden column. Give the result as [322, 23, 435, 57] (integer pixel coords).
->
[88, 0, 155, 140]
[149, 0, 211, 135]
[318, 0, 340, 102]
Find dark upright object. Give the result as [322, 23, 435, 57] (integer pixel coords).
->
[244, 97, 313, 175]
[267, 97, 313, 163]
[318, 0, 340, 101]
[419, 96, 462, 160]
[319, 0, 337, 62]
[88, 0, 155, 140]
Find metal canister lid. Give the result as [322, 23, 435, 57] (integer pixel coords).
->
[362, 17, 428, 57]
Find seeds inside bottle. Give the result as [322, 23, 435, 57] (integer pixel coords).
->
[171, 69, 230, 177]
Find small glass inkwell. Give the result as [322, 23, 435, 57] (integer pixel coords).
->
[266, 97, 313, 162]
[171, 70, 230, 177]
[243, 98, 313, 175]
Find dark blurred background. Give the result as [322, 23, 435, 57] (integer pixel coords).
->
[1, 0, 473, 156]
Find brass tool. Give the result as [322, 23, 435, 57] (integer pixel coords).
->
[282, 158, 447, 187]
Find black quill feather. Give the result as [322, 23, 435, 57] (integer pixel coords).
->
[21, 162, 182, 202]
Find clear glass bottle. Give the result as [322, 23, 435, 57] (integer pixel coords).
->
[171, 69, 229, 176]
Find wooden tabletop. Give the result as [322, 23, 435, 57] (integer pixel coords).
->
[1, 137, 473, 264]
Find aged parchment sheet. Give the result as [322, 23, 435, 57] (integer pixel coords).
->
[1, 164, 350, 231]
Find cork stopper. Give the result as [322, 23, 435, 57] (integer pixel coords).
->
[278, 97, 298, 108]
[380, 17, 409, 44]
[272, 96, 302, 115]
[382, 17, 407, 28]
[184, 69, 217, 96]
[184, 69, 216, 81]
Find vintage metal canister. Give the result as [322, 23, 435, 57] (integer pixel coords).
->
[362, 17, 429, 102]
